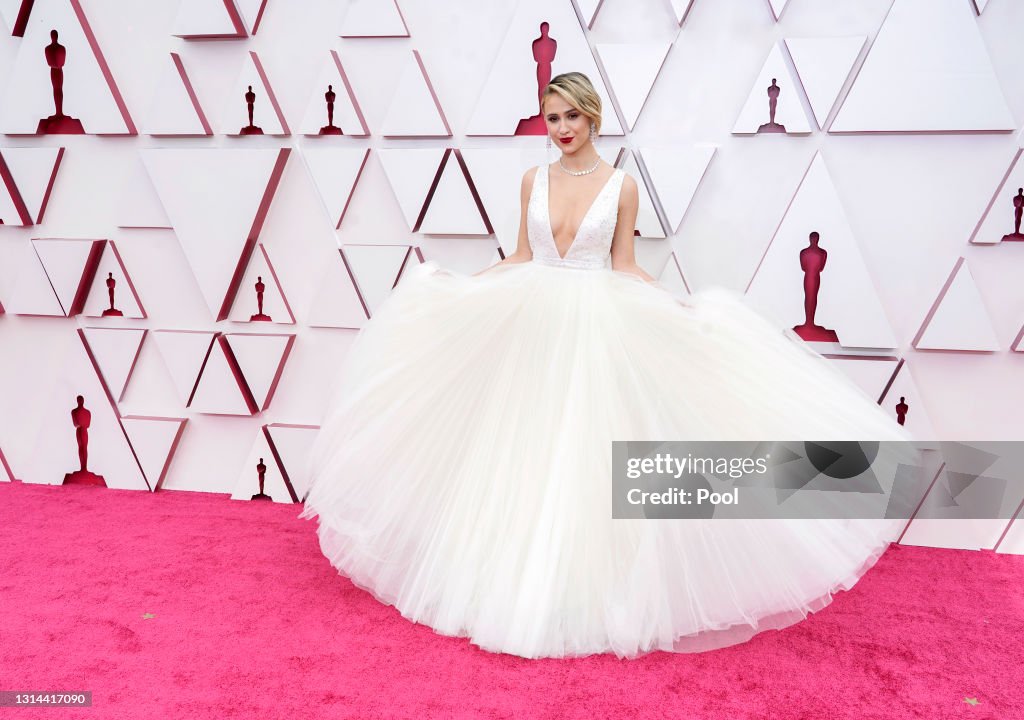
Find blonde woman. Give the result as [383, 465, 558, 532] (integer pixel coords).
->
[301, 71, 916, 659]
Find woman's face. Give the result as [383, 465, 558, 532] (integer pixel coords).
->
[543, 94, 591, 154]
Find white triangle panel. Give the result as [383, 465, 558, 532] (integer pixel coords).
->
[223, 333, 295, 410]
[418, 152, 489, 235]
[236, 0, 268, 34]
[144, 53, 211, 136]
[118, 155, 172, 229]
[831, 0, 1014, 132]
[825, 356, 900, 403]
[339, 0, 409, 37]
[344, 244, 412, 316]
[969, 152, 1024, 245]
[81, 327, 146, 402]
[306, 250, 370, 329]
[219, 51, 289, 136]
[380, 50, 451, 137]
[172, 0, 245, 39]
[0, 147, 63, 224]
[298, 51, 369, 136]
[6, 243, 65, 316]
[785, 36, 865, 129]
[121, 416, 187, 491]
[596, 42, 671, 131]
[913, 257, 1000, 351]
[26, 334, 147, 490]
[265, 423, 319, 500]
[745, 152, 898, 350]
[732, 43, 812, 134]
[669, 0, 695, 25]
[638, 144, 715, 234]
[466, 0, 624, 136]
[0, 0, 32, 36]
[141, 147, 290, 320]
[301, 147, 369, 229]
[0, 161, 24, 225]
[0, 0, 135, 134]
[190, 336, 256, 415]
[656, 252, 691, 300]
[622, 152, 665, 238]
[766, 0, 790, 21]
[231, 431, 294, 503]
[227, 244, 295, 324]
[32, 238, 104, 316]
[459, 148, 549, 255]
[377, 148, 446, 230]
[576, 0, 602, 29]
[878, 361, 939, 441]
[83, 241, 146, 319]
[151, 330, 217, 405]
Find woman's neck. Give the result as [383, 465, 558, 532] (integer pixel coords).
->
[558, 145, 600, 173]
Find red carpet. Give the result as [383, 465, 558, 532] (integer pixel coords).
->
[0, 481, 1020, 720]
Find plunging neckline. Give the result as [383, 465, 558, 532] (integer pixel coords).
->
[544, 164, 619, 261]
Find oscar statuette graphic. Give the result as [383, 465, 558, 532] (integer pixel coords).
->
[320, 84, 342, 135]
[101, 272, 123, 317]
[895, 396, 910, 426]
[756, 78, 786, 134]
[1001, 188, 1024, 242]
[251, 457, 271, 500]
[792, 231, 840, 342]
[250, 275, 271, 321]
[37, 29, 85, 134]
[515, 22, 557, 135]
[240, 84, 263, 135]
[62, 395, 106, 485]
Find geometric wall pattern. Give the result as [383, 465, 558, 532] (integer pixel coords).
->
[0, 0, 1022, 555]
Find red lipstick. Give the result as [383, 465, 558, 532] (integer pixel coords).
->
[558, 137, 573, 144]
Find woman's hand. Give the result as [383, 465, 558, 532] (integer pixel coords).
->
[611, 262, 657, 284]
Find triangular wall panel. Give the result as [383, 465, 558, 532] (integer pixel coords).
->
[0, 0, 136, 134]
[466, 0, 623, 136]
[831, 0, 1014, 132]
[745, 152, 898, 351]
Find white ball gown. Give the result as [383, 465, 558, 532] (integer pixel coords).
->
[299, 163, 915, 659]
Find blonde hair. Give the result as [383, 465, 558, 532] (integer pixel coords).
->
[541, 72, 602, 135]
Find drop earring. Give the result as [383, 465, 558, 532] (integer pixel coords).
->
[546, 134, 552, 150]
[590, 122, 596, 140]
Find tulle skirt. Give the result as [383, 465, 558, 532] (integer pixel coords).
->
[299, 259, 915, 659]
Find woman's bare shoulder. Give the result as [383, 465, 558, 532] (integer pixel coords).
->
[619, 169, 638, 192]
[521, 164, 543, 194]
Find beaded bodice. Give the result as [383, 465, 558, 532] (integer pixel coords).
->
[527, 163, 626, 270]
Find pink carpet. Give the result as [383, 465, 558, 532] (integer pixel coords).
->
[0, 481, 1020, 720]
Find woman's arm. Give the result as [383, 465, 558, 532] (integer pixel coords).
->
[609, 173, 657, 283]
[472, 167, 536, 276]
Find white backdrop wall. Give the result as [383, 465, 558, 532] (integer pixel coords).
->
[0, 0, 1022, 552]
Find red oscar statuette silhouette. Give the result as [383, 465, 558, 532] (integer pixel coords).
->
[756, 78, 786, 134]
[320, 84, 342, 135]
[240, 84, 263, 135]
[1001, 188, 1024, 242]
[792, 231, 840, 342]
[251, 457, 272, 500]
[250, 275, 271, 321]
[63, 395, 106, 485]
[37, 29, 85, 134]
[101, 272, 123, 317]
[895, 396, 909, 426]
[515, 22, 557, 135]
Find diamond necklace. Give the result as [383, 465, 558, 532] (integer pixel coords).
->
[558, 155, 601, 176]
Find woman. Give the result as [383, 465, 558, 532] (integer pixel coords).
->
[299, 72, 916, 659]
